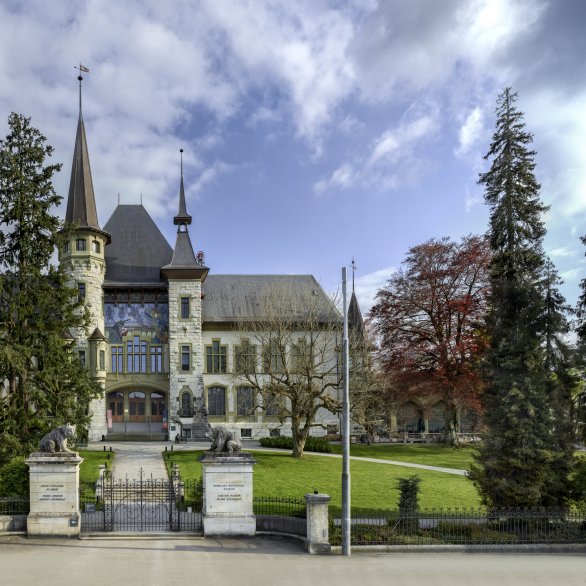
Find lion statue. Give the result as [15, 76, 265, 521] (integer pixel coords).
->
[39, 424, 76, 453]
[209, 426, 241, 453]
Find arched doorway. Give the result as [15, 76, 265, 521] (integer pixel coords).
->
[106, 388, 168, 434]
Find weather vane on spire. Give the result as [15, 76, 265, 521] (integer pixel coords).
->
[73, 63, 90, 117]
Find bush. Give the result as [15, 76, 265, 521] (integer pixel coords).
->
[0, 457, 29, 497]
[396, 475, 421, 535]
[259, 436, 333, 453]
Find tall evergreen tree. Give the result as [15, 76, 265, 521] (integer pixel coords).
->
[0, 113, 101, 458]
[470, 88, 573, 507]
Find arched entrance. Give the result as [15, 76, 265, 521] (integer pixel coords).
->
[106, 388, 168, 438]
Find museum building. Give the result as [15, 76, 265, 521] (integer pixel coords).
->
[61, 86, 341, 442]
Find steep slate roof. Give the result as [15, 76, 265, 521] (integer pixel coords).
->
[103, 205, 173, 286]
[201, 274, 340, 324]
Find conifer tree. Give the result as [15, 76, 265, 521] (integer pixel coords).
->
[0, 113, 101, 458]
[470, 88, 573, 507]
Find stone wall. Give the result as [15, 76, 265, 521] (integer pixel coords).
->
[168, 279, 203, 439]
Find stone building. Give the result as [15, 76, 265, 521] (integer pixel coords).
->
[61, 84, 342, 442]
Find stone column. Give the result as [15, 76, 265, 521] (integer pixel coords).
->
[26, 452, 83, 538]
[304, 493, 331, 554]
[200, 452, 256, 536]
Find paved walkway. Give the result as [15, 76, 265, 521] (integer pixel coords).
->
[1, 535, 585, 586]
[88, 441, 468, 478]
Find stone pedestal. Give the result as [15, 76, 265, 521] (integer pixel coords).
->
[304, 493, 331, 554]
[200, 452, 256, 537]
[26, 452, 83, 538]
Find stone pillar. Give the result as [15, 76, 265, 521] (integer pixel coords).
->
[304, 493, 331, 554]
[26, 452, 83, 538]
[200, 452, 256, 536]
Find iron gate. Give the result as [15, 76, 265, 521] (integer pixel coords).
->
[80, 469, 202, 533]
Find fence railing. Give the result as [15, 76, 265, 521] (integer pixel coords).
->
[0, 496, 29, 516]
[253, 496, 306, 518]
[329, 507, 586, 546]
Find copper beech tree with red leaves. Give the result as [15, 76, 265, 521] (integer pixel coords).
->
[369, 235, 491, 442]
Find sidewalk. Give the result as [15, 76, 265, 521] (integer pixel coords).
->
[1, 535, 585, 586]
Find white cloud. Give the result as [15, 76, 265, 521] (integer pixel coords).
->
[353, 266, 395, 315]
[314, 102, 439, 194]
[455, 107, 485, 158]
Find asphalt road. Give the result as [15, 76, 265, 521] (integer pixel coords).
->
[1, 536, 585, 586]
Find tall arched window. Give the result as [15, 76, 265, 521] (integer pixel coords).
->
[181, 392, 192, 417]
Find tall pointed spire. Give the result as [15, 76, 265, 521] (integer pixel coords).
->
[64, 71, 110, 242]
[174, 149, 192, 226]
[162, 149, 208, 281]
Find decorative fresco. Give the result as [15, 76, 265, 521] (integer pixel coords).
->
[104, 303, 169, 344]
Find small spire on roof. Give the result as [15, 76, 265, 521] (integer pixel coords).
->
[174, 148, 192, 227]
[351, 258, 357, 293]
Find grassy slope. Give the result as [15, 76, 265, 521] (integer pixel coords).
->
[78, 450, 114, 483]
[164, 450, 481, 514]
[329, 444, 476, 470]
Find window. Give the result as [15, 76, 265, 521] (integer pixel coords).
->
[237, 387, 255, 417]
[263, 340, 284, 372]
[127, 336, 147, 373]
[206, 340, 227, 373]
[78, 350, 86, 367]
[241, 428, 252, 438]
[150, 345, 163, 373]
[264, 391, 280, 417]
[99, 350, 105, 370]
[111, 346, 123, 373]
[235, 341, 257, 374]
[207, 386, 226, 416]
[63, 241, 70, 253]
[181, 392, 192, 417]
[183, 428, 192, 439]
[180, 297, 190, 319]
[77, 283, 86, 302]
[75, 238, 86, 251]
[181, 345, 190, 371]
[292, 338, 312, 372]
[92, 240, 101, 253]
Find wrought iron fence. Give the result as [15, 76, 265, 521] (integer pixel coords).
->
[254, 495, 307, 537]
[253, 496, 306, 518]
[0, 496, 29, 515]
[79, 470, 202, 533]
[329, 508, 586, 546]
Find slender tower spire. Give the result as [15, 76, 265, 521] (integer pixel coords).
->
[174, 149, 193, 226]
[162, 149, 208, 280]
[64, 67, 110, 242]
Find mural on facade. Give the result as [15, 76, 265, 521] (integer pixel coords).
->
[105, 303, 169, 344]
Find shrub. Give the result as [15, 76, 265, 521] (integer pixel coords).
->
[0, 457, 29, 497]
[259, 436, 333, 453]
[395, 475, 421, 535]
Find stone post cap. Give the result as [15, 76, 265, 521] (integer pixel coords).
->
[304, 493, 331, 504]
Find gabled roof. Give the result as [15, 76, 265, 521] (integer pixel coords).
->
[103, 205, 173, 286]
[201, 274, 340, 324]
[64, 115, 110, 242]
[348, 290, 365, 335]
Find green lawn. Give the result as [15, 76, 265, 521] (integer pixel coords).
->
[164, 450, 482, 514]
[328, 443, 477, 470]
[78, 450, 114, 483]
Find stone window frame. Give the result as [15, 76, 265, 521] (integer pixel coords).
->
[180, 343, 192, 372]
[99, 349, 105, 371]
[111, 345, 123, 373]
[77, 282, 86, 302]
[180, 389, 193, 418]
[63, 240, 70, 253]
[206, 385, 227, 417]
[180, 296, 190, 320]
[234, 339, 257, 375]
[75, 238, 87, 251]
[150, 344, 163, 373]
[92, 240, 101, 254]
[126, 335, 148, 374]
[205, 339, 227, 374]
[78, 349, 86, 368]
[235, 386, 256, 420]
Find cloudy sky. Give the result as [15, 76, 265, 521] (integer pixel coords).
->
[1, 0, 585, 313]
